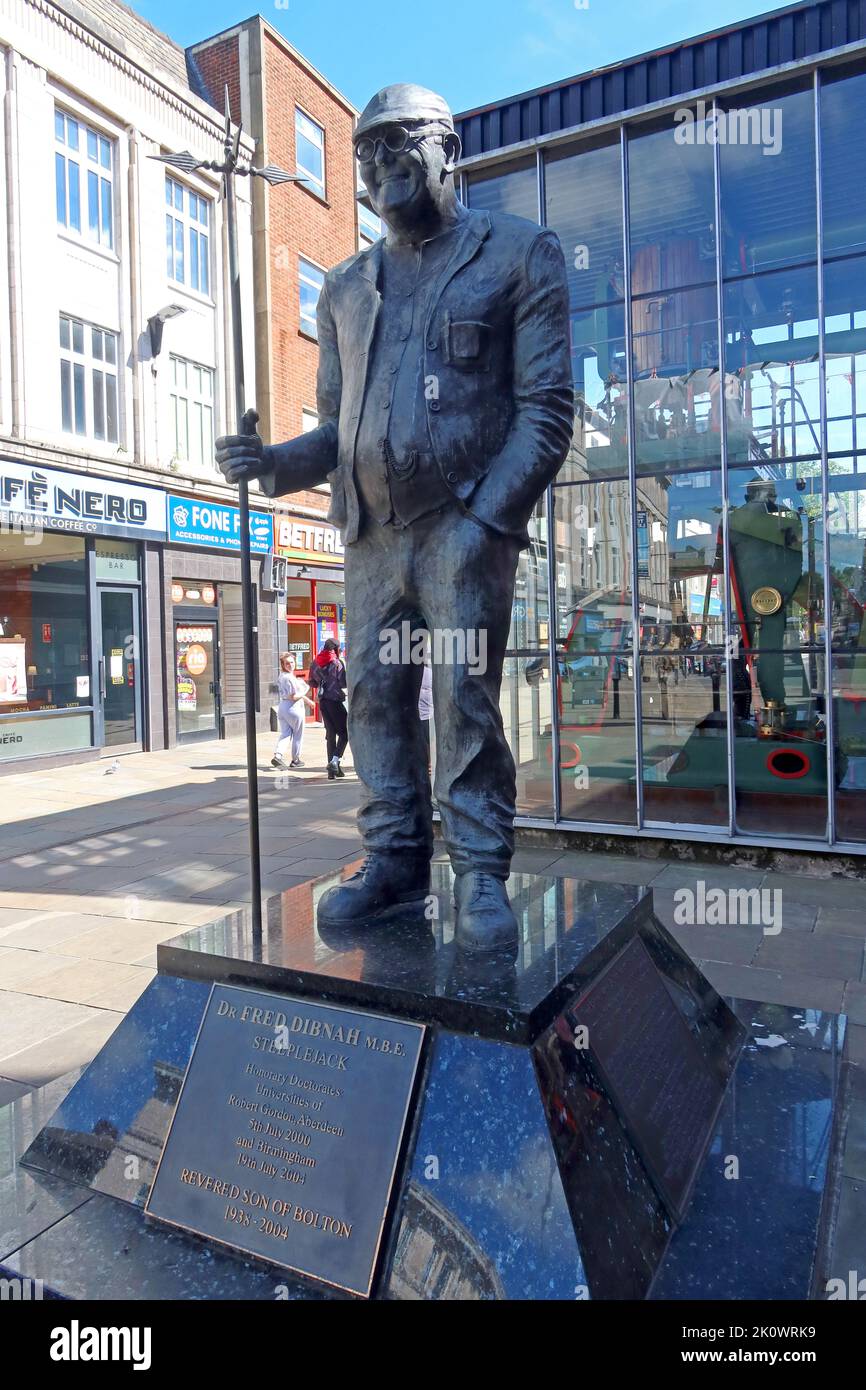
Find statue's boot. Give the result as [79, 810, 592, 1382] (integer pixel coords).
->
[454, 872, 519, 956]
[317, 852, 430, 927]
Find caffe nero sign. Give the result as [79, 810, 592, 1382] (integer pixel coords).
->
[0, 460, 167, 541]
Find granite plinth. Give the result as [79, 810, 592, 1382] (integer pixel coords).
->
[156, 861, 718, 1046]
[7, 862, 848, 1300]
[3, 1002, 846, 1301]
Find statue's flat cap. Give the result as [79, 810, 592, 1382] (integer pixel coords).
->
[355, 84, 454, 138]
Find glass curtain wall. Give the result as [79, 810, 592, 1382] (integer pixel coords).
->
[465, 61, 866, 846]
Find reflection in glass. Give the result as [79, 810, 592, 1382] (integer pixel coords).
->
[642, 653, 728, 826]
[562, 316, 628, 483]
[640, 470, 725, 649]
[628, 114, 716, 295]
[508, 497, 550, 651]
[465, 157, 538, 221]
[554, 485, 636, 823]
[728, 463, 824, 659]
[719, 86, 816, 277]
[820, 66, 866, 259]
[636, 470, 726, 825]
[727, 465, 827, 838]
[631, 286, 720, 474]
[824, 255, 866, 456]
[499, 655, 554, 818]
[545, 139, 624, 311]
[724, 266, 820, 464]
[828, 458, 866, 841]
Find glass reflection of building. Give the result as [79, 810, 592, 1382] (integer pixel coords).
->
[458, 49, 866, 851]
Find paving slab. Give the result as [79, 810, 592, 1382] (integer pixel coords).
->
[0, 991, 106, 1059]
[754, 931, 865, 980]
[762, 872, 866, 911]
[0, 1009, 123, 1087]
[845, 1025, 866, 1067]
[843, 982, 866, 1027]
[652, 863, 768, 890]
[842, 1067, 866, 1183]
[547, 851, 664, 885]
[665, 920, 764, 967]
[697, 960, 846, 1013]
[816, 907, 866, 939]
[825, 1177, 866, 1286]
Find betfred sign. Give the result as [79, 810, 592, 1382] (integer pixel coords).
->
[275, 513, 344, 567]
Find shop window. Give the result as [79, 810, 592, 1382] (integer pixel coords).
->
[285, 579, 313, 616]
[170, 355, 215, 470]
[59, 315, 118, 443]
[466, 155, 538, 222]
[165, 176, 210, 296]
[55, 107, 114, 249]
[299, 258, 325, 339]
[719, 84, 816, 277]
[0, 531, 91, 718]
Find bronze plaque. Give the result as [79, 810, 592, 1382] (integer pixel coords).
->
[570, 935, 724, 1222]
[145, 984, 425, 1297]
[751, 586, 783, 616]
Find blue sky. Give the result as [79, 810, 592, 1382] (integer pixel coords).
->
[135, 0, 787, 113]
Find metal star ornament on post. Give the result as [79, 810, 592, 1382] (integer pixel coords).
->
[150, 88, 302, 937]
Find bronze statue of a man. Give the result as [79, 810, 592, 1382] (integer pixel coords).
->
[217, 84, 573, 952]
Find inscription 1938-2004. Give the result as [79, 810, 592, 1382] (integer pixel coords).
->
[144, 984, 425, 1298]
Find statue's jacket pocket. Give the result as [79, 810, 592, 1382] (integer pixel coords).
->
[443, 312, 493, 371]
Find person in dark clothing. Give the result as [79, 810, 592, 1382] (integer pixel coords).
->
[309, 639, 348, 778]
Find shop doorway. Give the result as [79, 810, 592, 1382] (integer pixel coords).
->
[96, 587, 142, 752]
[175, 614, 220, 742]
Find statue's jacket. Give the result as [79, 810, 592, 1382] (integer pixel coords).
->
[260, 204, 575, 546]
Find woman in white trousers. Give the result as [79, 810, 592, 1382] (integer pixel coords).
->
[272, 652, 314, 771]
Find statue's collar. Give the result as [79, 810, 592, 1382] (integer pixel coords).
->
[355, 205, 490, 285]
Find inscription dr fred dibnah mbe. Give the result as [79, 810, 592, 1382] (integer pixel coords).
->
[146, 986, 424, 1294]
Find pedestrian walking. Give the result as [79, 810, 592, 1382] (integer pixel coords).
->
[272, 652, 315, 771]
[309, 638, 348, 779]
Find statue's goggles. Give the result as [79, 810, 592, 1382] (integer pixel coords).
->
[354, 122, 451, 163]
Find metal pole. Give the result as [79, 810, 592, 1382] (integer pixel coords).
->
[223, 106, 263, 935]
[814, 69, 836, 846]
[712, 99, 738, 841]
[621, 124, 644, 830]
